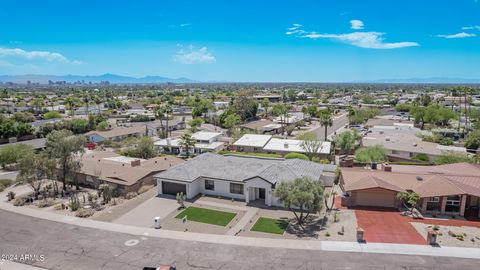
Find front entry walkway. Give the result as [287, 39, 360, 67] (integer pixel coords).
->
[194, 197, 259, 235]
[355, 207, 425, 245]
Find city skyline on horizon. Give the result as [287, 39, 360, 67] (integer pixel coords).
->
[1, 0, 480, 82]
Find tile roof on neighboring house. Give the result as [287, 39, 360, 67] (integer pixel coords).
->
[341, 163, 480, 198]
[79, 151, 184, 186]
[155, 152, 336, 185]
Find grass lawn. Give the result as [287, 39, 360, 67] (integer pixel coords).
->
[251, 217, 289, 235]
[175, 206, 236, 226]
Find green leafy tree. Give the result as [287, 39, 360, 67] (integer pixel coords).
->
[435, 152, 475, 165]
[232, 90, 258, 121]
[17, 152, 56, 200]
[223, 113, 241, 135]
[123, 137, 158, 159]
[188, 118, 203, 133]
[46, 130, 86, 191]
[273, 177, 324, 225]
[13, 112, 36, 123]
[355, 145, 387, 163]
[335, 130, 361, 153]
[465, 130, 480, 150]
[0, 144, 34, 168]
[300, 134, 323, 161]
[396, 191, 420, 212]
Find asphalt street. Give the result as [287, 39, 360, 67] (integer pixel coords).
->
[0, 209, 479, 270]
[312, 113, 349, 141]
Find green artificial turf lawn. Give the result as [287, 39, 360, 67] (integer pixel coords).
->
[175, 206, 236, 226]
[250, 217, 289, 234]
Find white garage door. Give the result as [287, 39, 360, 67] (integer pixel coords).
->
[355, 189, 396, 208]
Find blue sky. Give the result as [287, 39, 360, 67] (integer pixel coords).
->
[1, 0, 480, 82]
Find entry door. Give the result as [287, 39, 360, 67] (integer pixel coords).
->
[259, 188, 265, 200]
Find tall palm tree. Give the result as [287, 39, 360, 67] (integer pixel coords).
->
[179, 133, 196, 158]
[318, 111, 333, 141]
[162, 104, 173, 137]
[64, 97, 77, 117]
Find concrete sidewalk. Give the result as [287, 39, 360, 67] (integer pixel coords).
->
[1, 199, 480, 260]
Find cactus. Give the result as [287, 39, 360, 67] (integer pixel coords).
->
[69, 195, 80, 211]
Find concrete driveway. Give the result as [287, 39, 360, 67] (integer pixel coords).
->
[113, 196, 179, 227]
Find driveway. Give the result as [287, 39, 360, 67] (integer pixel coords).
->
[112, 195, 179, 227]
[355, 207, 425, 245]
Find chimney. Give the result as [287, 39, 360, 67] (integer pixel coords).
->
[131, 159, 141, 167]
[166, 138, 171, 146]
[382, 163, 392, 172]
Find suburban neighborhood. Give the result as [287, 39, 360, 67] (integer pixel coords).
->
[2, 1, 480, 269]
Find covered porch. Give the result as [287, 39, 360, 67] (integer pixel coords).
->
[420, 194, 480, 218]
[244, 177, 274, 206]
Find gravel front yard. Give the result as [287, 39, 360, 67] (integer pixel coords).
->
[411, 222, 480, 248]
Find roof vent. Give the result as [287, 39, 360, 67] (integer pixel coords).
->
[413, 143, 417, 147]
[416, 176, 423, 181]
[385, 138, 390, 141]
[284, 143, 289, 149]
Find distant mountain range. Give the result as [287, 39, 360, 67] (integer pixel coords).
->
[370, 77, 480, 84]
[0, 73, 196, 84]
[1, 74, 479, 84]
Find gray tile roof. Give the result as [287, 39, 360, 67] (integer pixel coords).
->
[155, 152, 336, 185]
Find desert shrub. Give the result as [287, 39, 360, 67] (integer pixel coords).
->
[414, 153, 429, 162]
[37, 198, 55, 208]
[125, 192, 138, 200]
[43, 111, 62, 119]
[284, 152, 309, 160]
[13, 196, 27, 206]
[76, 208, 95, 218]
[68, 196, 81, 211]
[138, 185, 151, 194]
[53, 203, 65, 211]
[0, 179, 13, 192]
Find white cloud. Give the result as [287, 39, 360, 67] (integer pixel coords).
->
[350, 20, 364, 30]
[174, 45, 215, 64]
[286, 24, 419, 49]
[285, 24, 306, 35]
[461, 25, 480, 30]
[168, 23, 191, 28]
[436, 32, 476, 39]
[0, 47, 81, 64]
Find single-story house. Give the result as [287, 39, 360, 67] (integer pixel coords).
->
[154, 131, 225, 155]
[76, 151, 184, 194]
[233, 134, 331, 158]
[155, 153, 337, 206]
[233, 134, 273, 153]
[241, 119, 283, 134]
[362, 131, 467, 162]
[138, 118, 186, 136]
[0, 138, 46, 150]
[340, 163, 480, 217]
[85, 126, 147, 143]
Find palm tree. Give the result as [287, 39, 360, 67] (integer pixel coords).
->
[162, 104, 173, 137]
[179, 133, 196, 158]
[64, 97, 77, 117]
[82, 93, 91, 115]
[318, 111, 333, 141]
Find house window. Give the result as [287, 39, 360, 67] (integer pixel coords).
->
[205, 179, 214, 190]
[426, 197, 440, 211]
[230, 183, 244, 195]
[445, 195, 461, 212]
